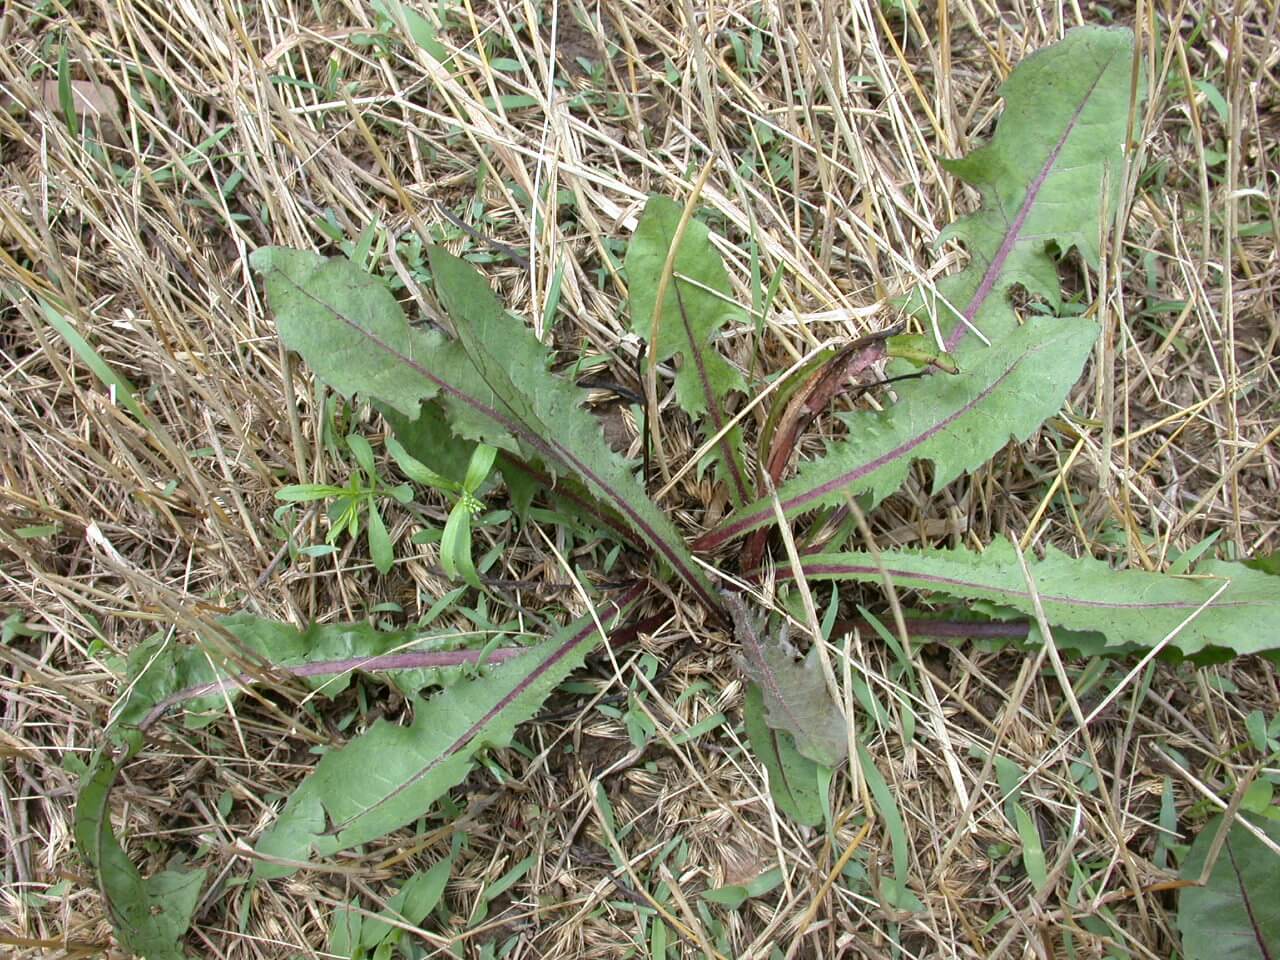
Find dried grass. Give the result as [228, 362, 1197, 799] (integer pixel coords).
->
[1, 1, 1277, 958]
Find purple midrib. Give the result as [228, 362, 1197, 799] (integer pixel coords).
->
[698, 347, 1026, 550]
[944, 67, 1109, 352]
[698, 56, 1119, 553]
[790, 560, 1252, 612]
[283, 276, 720, 614]
[331, 584, 644, 837]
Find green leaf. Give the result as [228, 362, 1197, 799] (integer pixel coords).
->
[1178, 811, 1280, 960]
[251, 247, 515, 451]
[1244, 552, 1280, 577]
[2, 611, 40, 644]
[358, 856, 453, 949]
[426, 247, 722, 615]
[380, 400, 471, 488]
[1013, 803, 1048, 892]
[383, 400, 628, 537]
[440, 502, 479, 587]
[742, 682, 826, 826]
[112, 616, 492, 732]
[367, 500, 394, 574]
[385, 433, 459, 491]
[372, 0, 449, 62]
[626, 196, 751, 504]
[38, 299, 149, 427]
[256, 245, 717, 613]
[794, 540, 1280, 659]
[394, 857, 453, 924]
[275, 483, 348, 502]
[463, 442, 498, 494]
[725, 593, 847, 767]
[884, 334, 960, 374]
[697, 27, 1138, 550]
[75, 750, 207, 960]
[702, 868, 783, 909]
[57, 45, 80, 138]
[327, 899, 361, 958]
[346, 433, 377, 478]
[253, 594, 639, 878]
[857, 740, 923, 913]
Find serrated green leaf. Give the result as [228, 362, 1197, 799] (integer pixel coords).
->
[626, 196, 751, 504]
[1178, 812, 1280, 960]
[251, 247, 516, 452]
[426, 246, 721, 615]
[111, 616, 491, 733]
[794, 540, 1280, 659]
[698, 27, 1138, 550]
[253, 594, 638, 877]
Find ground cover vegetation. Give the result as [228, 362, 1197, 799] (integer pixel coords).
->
[1, 2, 1278, 958]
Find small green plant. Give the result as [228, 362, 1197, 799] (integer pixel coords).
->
[274, 433, 413, 574]
[73, 26, 1280, 959]
[386, 435, 496, 586]
[326, 855, 453, 959]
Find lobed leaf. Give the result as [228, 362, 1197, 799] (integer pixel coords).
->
[697, 26, 1138, 551]
[253, 592, 639, 877]
[68, 616, 454, 957]
[254, 246, 718, 613]
[252, 247, 517, 451]
[114, 615, 497, 732]
[792, 540, 1280, 659]
[725, 591, 847, 767]
[626, 195, 752, 504]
